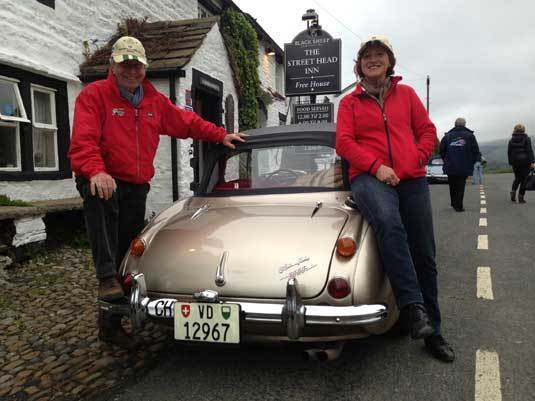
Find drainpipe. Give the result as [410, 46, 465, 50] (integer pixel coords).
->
[169, 72, 179, 202]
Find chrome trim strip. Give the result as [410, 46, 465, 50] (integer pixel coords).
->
[311, 201, 323, 218]
[190, 203, 210, 220]
[215, 251, 227, 287]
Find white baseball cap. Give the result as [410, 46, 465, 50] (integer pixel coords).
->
[111, 36, 148, 65]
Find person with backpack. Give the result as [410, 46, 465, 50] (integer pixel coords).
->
[507, 124, 535, 203]
[439, 118, 480, 211]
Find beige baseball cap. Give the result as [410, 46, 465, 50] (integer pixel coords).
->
[111, 36, 148, 65]
[358, 35, 394, 56]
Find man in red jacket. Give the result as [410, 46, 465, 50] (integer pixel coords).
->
[69, 36, 245, 348]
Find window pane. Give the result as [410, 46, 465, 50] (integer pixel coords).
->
[0, 81, 22, 118]
[0, 125, 18, 167]
[33, 127, 56, 168]
[33, 91, 52, 124]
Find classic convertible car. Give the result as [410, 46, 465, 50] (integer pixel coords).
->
[102, 123, 398, 359]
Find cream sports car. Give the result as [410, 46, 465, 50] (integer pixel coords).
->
[102, 123, 398, 359]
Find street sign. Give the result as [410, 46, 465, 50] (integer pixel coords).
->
[293, 103, 333, 124]
[284, 30, 341, 96]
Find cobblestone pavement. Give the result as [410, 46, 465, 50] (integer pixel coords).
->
[0, 246, 173, 401]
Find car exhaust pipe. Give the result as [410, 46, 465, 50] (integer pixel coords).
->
[303, 341, 345, 361]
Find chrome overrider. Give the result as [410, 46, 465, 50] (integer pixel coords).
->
[98, 273, 388, 339]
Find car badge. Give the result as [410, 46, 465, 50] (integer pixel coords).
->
[221, 306, 231, 320]
[193, 289, 219, 302]
[112, 108, 125, 116]
[181, 304, 190, 318]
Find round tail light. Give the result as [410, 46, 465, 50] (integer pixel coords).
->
[327, 277, 351, 299]
[336, 237, 357, 257]
[130, 238, 146, 257]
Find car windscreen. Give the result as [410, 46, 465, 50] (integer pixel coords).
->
[429, 157, 444, 165]
[205, 144, 343, 193]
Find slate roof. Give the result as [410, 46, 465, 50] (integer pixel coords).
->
[79, 16, 219, 81]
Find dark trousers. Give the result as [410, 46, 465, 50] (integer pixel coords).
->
[351, 175, 441, 334]
[447, 175, 467, 210]
[512, 165, 530, 196]
[76, 177, 149, 280]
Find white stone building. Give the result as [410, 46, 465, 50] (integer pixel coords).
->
[0, 0, 286, 211]
[0, 0, 287, 248]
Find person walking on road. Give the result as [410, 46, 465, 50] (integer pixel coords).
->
[507, 124, 535, 203]
[336, 35, 454, 362]
[440, 118, 480, 211]
[68, 36, 246, 348]
[472, 154, 484, 185]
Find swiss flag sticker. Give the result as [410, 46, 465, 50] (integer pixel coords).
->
[181, 304, 190, 318]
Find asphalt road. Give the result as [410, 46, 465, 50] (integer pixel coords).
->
[92, 174, 535, 401]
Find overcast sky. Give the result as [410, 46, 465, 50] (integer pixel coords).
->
[233, 0, 534, 143]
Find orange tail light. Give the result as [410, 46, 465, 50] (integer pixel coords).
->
[130, 238, 146, 257]
[336, 237, 357, 257]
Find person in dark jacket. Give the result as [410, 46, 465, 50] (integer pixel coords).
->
[68, 36, 245, 348]
[337, 35, 454, 362]
[439, 118, 480, 211]
[507, 124, 535, 203]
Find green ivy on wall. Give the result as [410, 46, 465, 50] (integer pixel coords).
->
[220, 9, 260, 130]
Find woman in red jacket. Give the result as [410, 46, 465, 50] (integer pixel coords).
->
[336, 36, 454, 362]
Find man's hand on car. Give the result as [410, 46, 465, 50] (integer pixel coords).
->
[222, 132, 248, 149]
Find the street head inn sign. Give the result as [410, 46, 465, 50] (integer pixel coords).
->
[284, 29, 341, 96]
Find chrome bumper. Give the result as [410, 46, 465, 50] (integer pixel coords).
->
[99, 273, 388, 340]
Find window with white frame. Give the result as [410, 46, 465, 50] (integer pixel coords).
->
[31, 85, 58, 170]
[0, 76, 29, 123]
[0, 122, 21, 170]
[0, 63, 71, 180]
[0, 76, 28, 170]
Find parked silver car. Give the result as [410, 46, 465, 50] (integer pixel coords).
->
[426, 155, 448, 183]
[102, 123, 398, 359]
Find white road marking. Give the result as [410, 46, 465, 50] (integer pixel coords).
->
[475, 350, 502, 401]
[479, 218, 488, 227]
[480, 208, 487, 214]
[478, 235, 488, 250]
[481, 200, 487, 205]
[481, 195, 486, 199]
[477, 267, 494, 299]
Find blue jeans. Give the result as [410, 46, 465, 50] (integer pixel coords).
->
[473, 162, 484, 185]
[351, 175, 441, 334]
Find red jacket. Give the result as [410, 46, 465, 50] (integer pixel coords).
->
[69, 72, 227, 184]
[336, 77, 437, 182]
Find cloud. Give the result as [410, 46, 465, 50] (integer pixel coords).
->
[234, 0, 535, 142]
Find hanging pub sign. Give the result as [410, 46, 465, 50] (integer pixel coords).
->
[284, 29, 341, 96]
[293, 102, 334, 124]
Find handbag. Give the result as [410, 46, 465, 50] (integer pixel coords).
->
[524, 169, 535, 191]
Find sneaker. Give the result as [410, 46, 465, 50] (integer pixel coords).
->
[519, 194, 526, 203]
[404, 303, 434, 340]
[98, 277, 124, 301]
[425, 334, 455, 362]
[510, 191, 516, 202]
